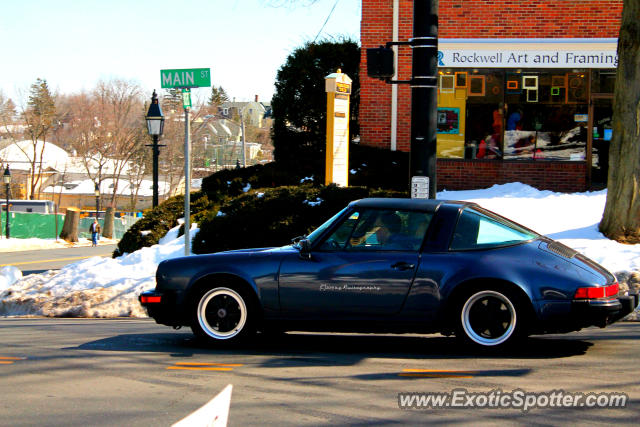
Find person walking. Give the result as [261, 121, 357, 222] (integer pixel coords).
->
[90, 218, 101, 246]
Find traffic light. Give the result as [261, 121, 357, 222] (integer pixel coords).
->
[366, 47, 395, 80]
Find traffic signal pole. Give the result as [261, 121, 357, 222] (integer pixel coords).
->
[366, 1, 438, 199]
[409, 0, 438, 199]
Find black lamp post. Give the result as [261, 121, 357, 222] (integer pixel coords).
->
[94, 182, 100, 218]
[3, 164, 11, 239]
[145, 90, 165, 208]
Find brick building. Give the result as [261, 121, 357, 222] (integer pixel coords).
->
[360, 0, 623, 192]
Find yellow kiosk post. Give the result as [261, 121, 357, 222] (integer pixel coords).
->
[325, 69, 351, 187]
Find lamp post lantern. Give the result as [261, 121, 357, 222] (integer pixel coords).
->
[145, 90, 165, 208]
[94, 182, 100, 218]
[3, 164, 11, 239]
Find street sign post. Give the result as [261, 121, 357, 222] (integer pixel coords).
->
[160, 68, 211, 88]
[159, 67, 211, 256]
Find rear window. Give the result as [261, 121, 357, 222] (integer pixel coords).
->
[450, 207, 538, 250]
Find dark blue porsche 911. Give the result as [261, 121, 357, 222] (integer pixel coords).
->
[140, 198, 639, 348]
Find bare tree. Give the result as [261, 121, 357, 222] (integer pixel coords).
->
[62, 92, 109, 191]
[0, 91, 18, 149]
[93, 79, 146, 208]
[599, 0, 640, 244]
[124, 145, 151, 211]
[64, 80, 146, 209]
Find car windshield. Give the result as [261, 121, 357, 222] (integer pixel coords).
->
[450, 207, 539, 250]
[303, 206, 349, 246]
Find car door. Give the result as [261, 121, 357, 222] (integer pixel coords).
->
[278, 208, 432, 317]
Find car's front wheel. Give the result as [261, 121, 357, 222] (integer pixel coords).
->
[456, 288, 526, 348]
[191, 286, 255, 345]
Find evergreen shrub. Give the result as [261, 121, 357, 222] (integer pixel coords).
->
[191, 184, 407, 254]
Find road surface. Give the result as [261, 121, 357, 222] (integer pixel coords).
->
[0, 318, 638, 426]
[0, 244, 117, 274]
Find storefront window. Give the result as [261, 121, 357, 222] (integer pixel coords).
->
[437, 69, 594, 162]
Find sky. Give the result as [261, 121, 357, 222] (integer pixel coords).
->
[1, 183, 639, 318]
[0, 0, 361, 105]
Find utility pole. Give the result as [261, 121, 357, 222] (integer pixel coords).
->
[241, 110, 246, 168]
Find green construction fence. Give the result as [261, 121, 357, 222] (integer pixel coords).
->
[0, 212, 139, 240]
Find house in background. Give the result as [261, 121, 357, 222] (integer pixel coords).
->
[192, 116, 264, 170]
[219, 95, 267, 128]
[42, 177, 171, 211]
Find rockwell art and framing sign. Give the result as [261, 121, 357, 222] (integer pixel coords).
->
[437, 38, 618, 68]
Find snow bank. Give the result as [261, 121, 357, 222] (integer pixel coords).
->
[0, 266, 22, 292]
[0, 224, 197, 317]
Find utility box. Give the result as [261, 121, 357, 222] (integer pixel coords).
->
[366, 47, 395, 80]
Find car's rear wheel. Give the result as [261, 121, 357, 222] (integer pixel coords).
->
[456, 288, 526, 348]
[191, 286, 255, 345]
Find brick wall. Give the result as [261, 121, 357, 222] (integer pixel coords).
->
[361, 0, 415, 151]
[439, 0, 623, 38]
[437, 159, 587, 192]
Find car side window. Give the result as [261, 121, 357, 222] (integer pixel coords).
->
[317, 209, 432, 252]
[450, 208, 537, 250]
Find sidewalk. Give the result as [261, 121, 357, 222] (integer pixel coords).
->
[0, 237, 118, 253]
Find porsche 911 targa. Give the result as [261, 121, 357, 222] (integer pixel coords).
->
[140, 198, 639, 348]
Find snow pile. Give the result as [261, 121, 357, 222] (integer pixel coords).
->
[0, 224, 197, 318]
[0, 266, 22, 292]
[0, 183, 639, 319]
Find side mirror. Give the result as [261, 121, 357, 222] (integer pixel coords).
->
[299, 239, 312, 260]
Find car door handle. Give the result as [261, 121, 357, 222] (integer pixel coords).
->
[391, 262, 415, 271]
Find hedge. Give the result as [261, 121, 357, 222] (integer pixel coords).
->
[113, 193, 216, 257]
[192, 184, 407, 254]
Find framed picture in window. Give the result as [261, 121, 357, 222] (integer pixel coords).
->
[455, 72, 467, 88]
[437, 108, 460, 134]
[527, 89, 538, 103]
[551, 75, 566, 88]
[523, 75, 538, 90]
[439, 75, 455, 93]
[468, 75, 485, 96]
[506, 73, 522, 94]
[566, 73, 588, 104]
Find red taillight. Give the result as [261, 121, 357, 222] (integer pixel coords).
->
[574, 283, 619, 299]
[141, 295, 161, 303]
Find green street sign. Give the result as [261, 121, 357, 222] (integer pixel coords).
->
[161, 68, 211, 88]
[182, 88, 192, 108]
